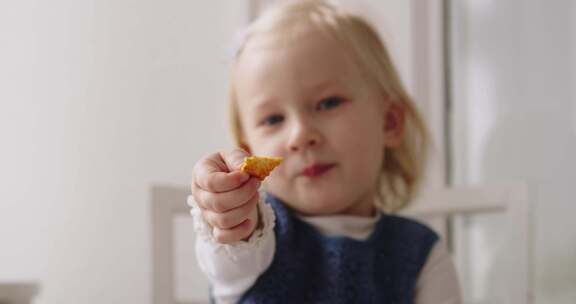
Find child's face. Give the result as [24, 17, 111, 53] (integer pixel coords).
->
[234, 30, 401, 216]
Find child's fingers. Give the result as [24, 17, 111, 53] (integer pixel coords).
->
[203, 192, 259, 229]
[194, 155, 250, 193]
[197, 171, 249, 193]
[212, 218, 257, 244]
[195, 177, 260, 213]
[221, 148, 250, 172]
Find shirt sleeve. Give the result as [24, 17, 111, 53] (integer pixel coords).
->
[189, 194, 276, 304]
[415, 240, 463, 304]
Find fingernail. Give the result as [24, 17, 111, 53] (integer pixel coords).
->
[235, 155, 248, 170]
[237, 157, 247, 168]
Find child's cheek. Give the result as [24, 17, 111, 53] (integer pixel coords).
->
[268, 165, 283, 181]
[265, 166, 285, 190]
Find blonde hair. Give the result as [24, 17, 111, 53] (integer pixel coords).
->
[229, 0, 430, 212]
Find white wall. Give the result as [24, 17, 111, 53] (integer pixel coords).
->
[0, 1, 246, 303]
[352, 0, 414, 93]
[451, 0, 576, 303]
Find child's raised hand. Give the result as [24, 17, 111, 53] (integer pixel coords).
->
[191, 148, 261, 244]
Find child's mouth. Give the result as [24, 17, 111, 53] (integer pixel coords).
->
[301, 163, 336, 178]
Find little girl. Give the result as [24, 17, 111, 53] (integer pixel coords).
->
[189, 1, 461, 303]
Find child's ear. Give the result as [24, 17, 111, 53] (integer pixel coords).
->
[383, 101, 405, 148]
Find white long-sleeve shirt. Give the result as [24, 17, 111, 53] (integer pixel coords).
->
[189, 196, 462, 304]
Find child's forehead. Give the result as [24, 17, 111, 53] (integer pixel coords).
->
[236, 30, 362, 91]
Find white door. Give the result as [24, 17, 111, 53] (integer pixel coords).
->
[449, 0, 576, 303]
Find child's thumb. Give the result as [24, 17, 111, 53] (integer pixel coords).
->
[222, 148, 250, 172]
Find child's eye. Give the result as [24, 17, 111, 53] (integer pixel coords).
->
[261, 114, 284, 126]
[316, 96, 345, 111]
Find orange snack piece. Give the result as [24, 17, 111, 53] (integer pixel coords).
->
[240, 156, 283, 180]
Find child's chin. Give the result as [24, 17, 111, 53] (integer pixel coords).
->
[271, 187, 349, 214]
[298, 194, 348, 214]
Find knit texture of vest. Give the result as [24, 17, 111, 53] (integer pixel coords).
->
[239, 194, 439, 304]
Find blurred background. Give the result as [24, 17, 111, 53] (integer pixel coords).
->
[0, 0, 574, 303]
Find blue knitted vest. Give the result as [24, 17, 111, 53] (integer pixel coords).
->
[239, 194, 439, 304]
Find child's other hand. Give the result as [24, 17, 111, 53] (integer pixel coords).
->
[191, 148, 261, 244]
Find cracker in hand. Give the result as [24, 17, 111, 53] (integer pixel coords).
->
[240, 156, 283, 180]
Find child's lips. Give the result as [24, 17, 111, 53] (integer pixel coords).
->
[301, 163, 336, 178]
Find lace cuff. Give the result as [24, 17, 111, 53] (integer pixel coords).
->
[187, 192, 276, 261]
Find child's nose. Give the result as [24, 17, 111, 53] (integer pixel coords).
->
[287, 122, 322, 152]
[290, 138, 318, 152]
